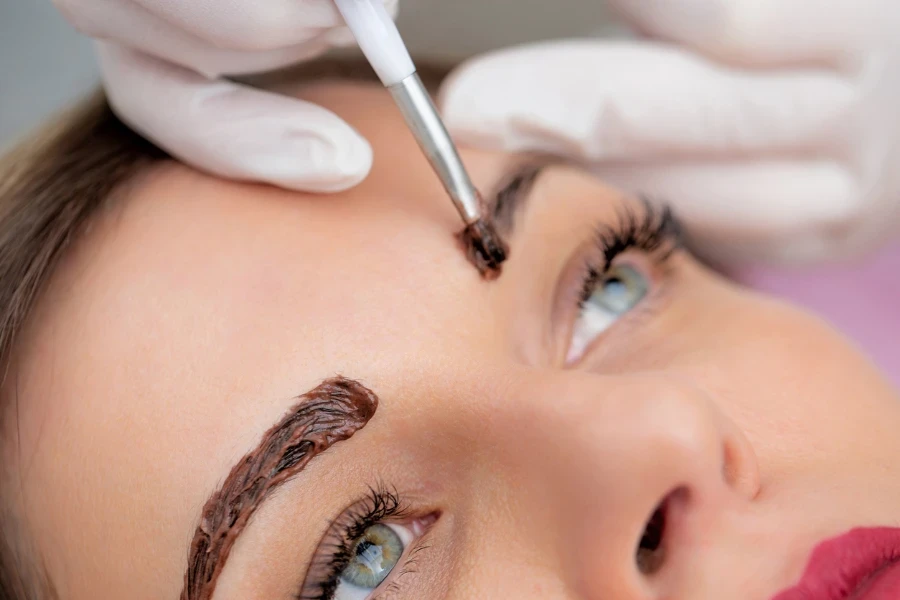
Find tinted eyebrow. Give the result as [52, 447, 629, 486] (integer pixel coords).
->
[180, 376, 378, 600]
[487, 161, 550, 235]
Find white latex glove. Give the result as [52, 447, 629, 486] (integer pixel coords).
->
[440, 0, 900, 264]
[54, 0, 398, 192]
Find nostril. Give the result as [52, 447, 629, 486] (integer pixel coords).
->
[636, 487, 687, 575]
[636, 504, 667, 575]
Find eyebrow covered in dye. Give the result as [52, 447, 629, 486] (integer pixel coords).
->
[455, 161, 549, 279]
[180, 376, 379, 600]
[488, 162, 548, 235]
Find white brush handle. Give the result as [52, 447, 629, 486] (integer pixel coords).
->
[334, 0, 415, 86]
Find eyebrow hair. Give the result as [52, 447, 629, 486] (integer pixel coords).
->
[180, 376, 378, 600]
[487, 161, 550, 235]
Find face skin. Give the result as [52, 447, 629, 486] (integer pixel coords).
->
[4, 79, 900, 600]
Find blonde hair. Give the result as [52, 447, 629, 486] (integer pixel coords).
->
[0, 90, 168, 599]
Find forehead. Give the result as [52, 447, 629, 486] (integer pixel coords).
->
[87, 82, 513, 370]
[19, 83, 514, 443]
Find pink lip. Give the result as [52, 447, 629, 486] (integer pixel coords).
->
[772, 528, 900, 600]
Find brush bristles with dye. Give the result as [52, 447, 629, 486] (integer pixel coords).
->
[457, 218, 509, 280]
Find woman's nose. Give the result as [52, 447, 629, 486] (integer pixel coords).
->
[481, 371, 761, 598]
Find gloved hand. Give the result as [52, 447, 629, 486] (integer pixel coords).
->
[440, 0, 900, 264]
[54, 0, 397, 192]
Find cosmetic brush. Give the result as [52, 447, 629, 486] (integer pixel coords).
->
[333, 0, 508, 277]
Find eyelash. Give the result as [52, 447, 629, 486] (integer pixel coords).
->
[297, 485, 421, 600]
[577, 199, 683, 309]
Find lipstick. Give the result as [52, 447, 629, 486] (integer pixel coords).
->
[772, 528, 900, 600]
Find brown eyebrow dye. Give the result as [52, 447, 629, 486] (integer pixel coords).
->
[457, 217, 509, 280]
[181, 376, 378, 600]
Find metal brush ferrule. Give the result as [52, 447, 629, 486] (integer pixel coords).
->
[388, 73, 481, 225]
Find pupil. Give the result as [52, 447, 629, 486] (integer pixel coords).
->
[604, 278, 626, 296]
[354, 538, 385, 573]
[356, 540, 375, 558]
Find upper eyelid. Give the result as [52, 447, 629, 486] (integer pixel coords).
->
[549, 229, 609, 366]
[488, 161, 547, 234]
[552, 200, 684, 367]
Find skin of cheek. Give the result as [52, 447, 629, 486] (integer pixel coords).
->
[594, 259, 900, 532]
[686, 275, 897, 471]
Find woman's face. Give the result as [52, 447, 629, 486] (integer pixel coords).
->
[8, 81, 900, 600]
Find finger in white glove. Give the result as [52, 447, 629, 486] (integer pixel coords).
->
[99, 44, 373, 193]
[55, 0, 400, 192]
[595, 160, 857, 263]
[440, 0, 900, 264]
[441, 41, 854, 162]
[439, 41, 860, 261]
[58, 0, 398, 76]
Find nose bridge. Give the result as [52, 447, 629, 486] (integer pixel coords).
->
[507, 371, 742, 501]
[461, 369, 761, 599]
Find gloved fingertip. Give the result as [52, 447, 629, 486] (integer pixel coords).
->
[272, 130, 374, 193]
[438, 50, 550, 152]
[111, 64, 376, 194]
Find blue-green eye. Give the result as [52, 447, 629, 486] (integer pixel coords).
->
[335, 523, 409, 598]
[569, 264, 649, 361]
